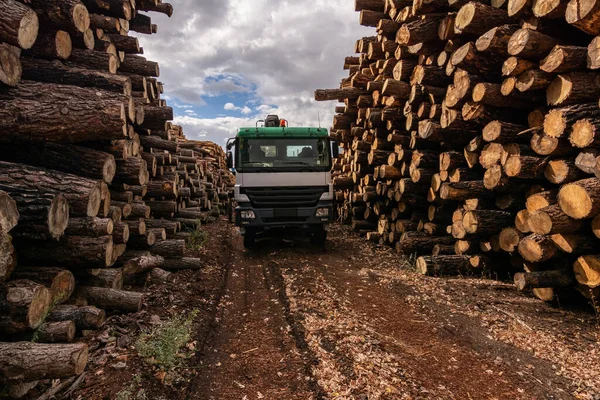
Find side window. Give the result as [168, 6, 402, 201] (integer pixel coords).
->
[261, 146, 276, 157]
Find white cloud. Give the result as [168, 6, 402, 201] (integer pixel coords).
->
[135, 0, 372, 145]
[224, 102, 237, 111]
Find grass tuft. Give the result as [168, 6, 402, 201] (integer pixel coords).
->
[186, 224, 208, 251]
[135, 310, 199, 369]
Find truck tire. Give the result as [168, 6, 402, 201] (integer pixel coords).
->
[310, 226, 327, 247]
[243, 229, 256, 249]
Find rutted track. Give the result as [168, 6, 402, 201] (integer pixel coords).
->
[183, 221, 599, 399]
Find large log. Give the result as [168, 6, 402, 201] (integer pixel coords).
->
[119, 54, 159, 77]
[35, 321, 76, 343]
[26, 0, 90, 33]
[20, 57, 131, 94]
[573, 255, 600, 287]
[0, 161, 101, 218]
[0, 0, 39, 49]
[514, 270, 575, 290]
[46, 304, 105, 329]
[150, 239, 186, 258]
[161, 257, 204, 271]
[416, 255, 479, 276]
[546, 72, 600, 106]
[518, 234, 558, 262]
[528, 204, 584, 235]
[80, 268, 123, 289]
[0, 233, 16, 283]
[540, 45, 588, 73]
[11, 267, 74, 305]
[0, 81, 127, 142]
[23, 29, 71, 60]
[65, 47, 118, 74]
[0, 280, 51, 334]
[77, 286, 143, 313]
[0, 190, 19, 234]
[508, 29, 558, 60]
[455, 2, 513, 36]
[565, 0, 600, 35]
[0, 141, 117, 184]
[0, 342, 88, 382]
[15, 235, 114, 268]
[0, 43, 22, 87]
[557, 178, 600, 219]
[117, 250, 164, 276]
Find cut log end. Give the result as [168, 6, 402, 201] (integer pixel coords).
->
[558, 182, 593, 219]
[18, 9, 39, 50]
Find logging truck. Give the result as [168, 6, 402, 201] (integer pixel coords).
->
[226, 115, 337, 248]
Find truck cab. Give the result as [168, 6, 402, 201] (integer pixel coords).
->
[226, 115, 337, 248]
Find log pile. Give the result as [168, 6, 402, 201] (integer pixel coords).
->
[318, 0, 600, 311]
[0, 0, 233, 391]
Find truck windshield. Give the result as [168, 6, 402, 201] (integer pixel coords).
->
[237, 137, 331, 172]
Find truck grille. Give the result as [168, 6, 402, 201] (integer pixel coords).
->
[242, 186, 328, 208]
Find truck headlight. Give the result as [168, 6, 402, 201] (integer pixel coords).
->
[241, 210, 256, 220]
[315, 208, 329, 217]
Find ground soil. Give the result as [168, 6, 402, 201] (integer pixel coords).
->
[29, 218, 600, 400]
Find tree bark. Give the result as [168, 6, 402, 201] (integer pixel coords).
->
[80, 268, 123, 289]
[514, 270, 574, 290]
[119, 54, 159, 77]
[476, 24, 520, 56]
[11, 267, 74, 305]
[20, 57, 131, 95]
[518, 233, 558, 262]
[573, 255, 600, 287]
[528, 204, 584, 235]
[0, 342, 88, 382]
[65, 48, 118, 74]
[15, 235, 114, 268]
[416, 255, 475, 276]
[150, 239, 186, 258]
[541, 45, 588, 73]
[565, 0, 600, 35]
[0, 81, 127, 142]
[508, 28, 558, 59]
[0, 42, 22, 87]
[77, 286, 143, 313]
[547, 72, 600, 106]
[0, 280, 51, 334]
[35, 321, 76, 343]
[557, 178, 600, 219]
[161, 257, 204, 270]
[47, 304, 105, 329]
[0, 0, 39, 49]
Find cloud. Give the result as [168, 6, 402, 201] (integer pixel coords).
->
[135, 0, 372, 145]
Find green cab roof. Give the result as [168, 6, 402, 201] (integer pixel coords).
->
[236, 127, 329, 138]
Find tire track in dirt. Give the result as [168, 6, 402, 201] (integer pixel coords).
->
[184, 230, 319, 400]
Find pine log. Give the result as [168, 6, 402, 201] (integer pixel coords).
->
[455, 2, 513, 35]
[502, 57, 537, 77]
[547, 72, 600, 106]
[77, 286, 143, 313]
[515, 69, 553, 92]
[35, 321, 76, 343]
[137, 1, 173, 16]
[23, 29, 71, 60]
[46, 304, 105, 329]
[476, 25, 519, 56]
[544, 159, 585, 184]
[15, 235, 114, 268]
[20, 57, 130, 95]
[565, 0, 600, 35]
[118, 54, 159, 77]
[0, 233, 16, 283]
[518, 234, 558, 262]
[0, 342, 88, 382]
[550, 233, 599, 255]
[573, 255, 600, 287]
[0, 280, 51, 334]
[0, 0, 39, 49]
[0, 42, 22, 87]
[88, 13, 120, 32]
[463, 210, 514, 235]
[508, 29, 558, 59]
[0, 161, 102, 219]
[117, 250, 164, 276]
[397, 15, 444, 45]
[528, 204, 584, 235]
[557, 178, 600, 219]
[0, 190, 18, 234]
[10, 267, 74, 305]
[66, 47, 118, 74]
[514, 270, 574, 290]
[80, 268, 123, 289]
[544, 102, 600, 138]
[0, 81, 127, 142]
[416, 255, 475, 276]
[588, 36, 600, 69]
[150, 239, 185, 258]
[541, 45, 588, 73]
[397, 232, 455, 254]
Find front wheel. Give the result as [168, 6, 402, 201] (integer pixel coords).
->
[243, 228, 256, 249]
[310, 226, 327, 246]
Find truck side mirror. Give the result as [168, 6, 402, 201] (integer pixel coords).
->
[331, 141, 339, 158]
[226, 151, 233, 169]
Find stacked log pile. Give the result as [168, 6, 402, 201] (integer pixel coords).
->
[317, 0, 600, 310]
[0, 0, 233, 391]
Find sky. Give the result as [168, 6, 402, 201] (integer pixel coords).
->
[134, 0, 372, 146]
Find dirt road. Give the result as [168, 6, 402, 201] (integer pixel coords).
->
[71, 219, 600, 400]
[180, 221, 599, 400]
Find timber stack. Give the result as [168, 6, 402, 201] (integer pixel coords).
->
[0, 0, 233, 393]
[317, 0, 600, 311]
